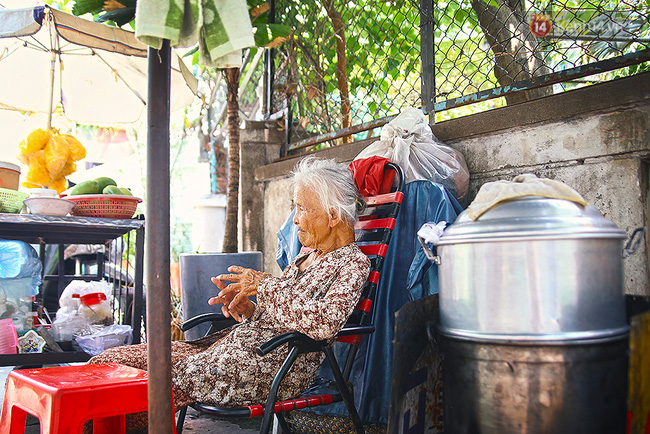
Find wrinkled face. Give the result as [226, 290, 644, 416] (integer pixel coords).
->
[293, 183, 333, 250]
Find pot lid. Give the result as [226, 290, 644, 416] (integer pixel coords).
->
[437, 196, 626, 244]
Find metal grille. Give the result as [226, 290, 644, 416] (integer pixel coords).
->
[266, 0, 649, 152]
[272, 0, 424, 148]
[433, 0, 650, 117]
[105, 233, 138, 330]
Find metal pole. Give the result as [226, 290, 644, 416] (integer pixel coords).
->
[146, 40, 173, 433]
[132, 221, 145, 344]
[263, 0, 276, 117]
[46, 8, 56, 130]
[420, 0, 436, 126]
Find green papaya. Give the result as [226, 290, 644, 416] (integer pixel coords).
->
[70, 180, 99, 195]
[102, 185, 123, 195]
[94, 176, 117, 192]
[119, 187, 133, 196]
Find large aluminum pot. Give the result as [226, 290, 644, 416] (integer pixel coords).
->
[440, 336, 628, 434]
[434, 196, 628, 342]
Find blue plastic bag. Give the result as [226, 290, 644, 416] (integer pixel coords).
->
[0, 240, 42, 298]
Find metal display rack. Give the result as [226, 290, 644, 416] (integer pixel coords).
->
[0, 213, 145, 366]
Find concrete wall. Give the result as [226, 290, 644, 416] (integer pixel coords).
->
[246, 71, 650, 295]
[450, 106, 649, 296]
[238, 119, 285, 268]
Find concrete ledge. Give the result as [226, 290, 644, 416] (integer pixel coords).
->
[255, 71, 650, 181]
[254, 137, 375, 180]
[434, 71, 650, 142]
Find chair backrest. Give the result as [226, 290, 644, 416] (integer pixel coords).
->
[338, 162, 405, 377]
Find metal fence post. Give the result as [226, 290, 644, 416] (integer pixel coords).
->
[420, 0, 436, 126]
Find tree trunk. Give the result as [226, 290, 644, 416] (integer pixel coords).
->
[322, 0, 352, 143]
[471, 0, 553, 104]
[222, 67, 241, 253]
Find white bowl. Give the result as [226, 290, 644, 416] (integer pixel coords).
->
[24, 197, 76, 217]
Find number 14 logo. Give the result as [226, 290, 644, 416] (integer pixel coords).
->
[530, 14, 552, 37]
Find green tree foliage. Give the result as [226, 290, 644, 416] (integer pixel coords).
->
[276, 0, 648, 142]
[276, 0, 423, 143]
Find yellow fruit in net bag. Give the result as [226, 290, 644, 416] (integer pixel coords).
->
[61, 134, 87, 161]
[49, 176, 68, 193]
[24, 128, 52, 153]
[21, 180, 43, 189]
[44, 134, 70, 177]
[17, 140, 31, 165]
[59, 160, 77, 177]
[17, 147, 43, 165]
[18, 128, 86, 189]
[23, 150, 52, 187]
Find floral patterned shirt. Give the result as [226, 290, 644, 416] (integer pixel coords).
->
[171, 242, 370, 406]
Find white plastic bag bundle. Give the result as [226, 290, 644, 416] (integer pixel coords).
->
[52, 280, 114, 341]
[75, 324, 133, 356]
[354, 107, 470, 202]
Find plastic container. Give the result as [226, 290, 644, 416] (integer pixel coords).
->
[0, 161, 20, 190]
[79, 292, 107, 306]
[29, 188, 58, 198]
[0, 318, 18, 354]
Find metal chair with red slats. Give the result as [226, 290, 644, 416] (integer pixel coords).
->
[176, 162, 405, 434]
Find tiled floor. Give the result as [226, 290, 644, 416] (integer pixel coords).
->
[0, 365, 261, 433]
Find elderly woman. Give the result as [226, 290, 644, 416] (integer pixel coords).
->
[88, 157, 369, 427]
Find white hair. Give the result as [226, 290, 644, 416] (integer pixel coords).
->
[292, 156, 361, 226]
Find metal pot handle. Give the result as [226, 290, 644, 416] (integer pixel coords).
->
[622, 226, 646, 258]
[417, 236, 441, 265]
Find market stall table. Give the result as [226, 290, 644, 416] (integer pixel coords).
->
[0, 213, 144, 367]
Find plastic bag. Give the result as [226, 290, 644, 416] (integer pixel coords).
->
[59, 280, 112, 315]
[75, 324, 133, 356]
[349, 156, 395, 197]
[354, 107, 470, 202]
[51, 310, 91, 341]
[52, 280, 114, 341]
[0, 240, 42, 298]
[276, 209, 302, 270]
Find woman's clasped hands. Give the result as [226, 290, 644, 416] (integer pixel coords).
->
[209, 265, 269, 322]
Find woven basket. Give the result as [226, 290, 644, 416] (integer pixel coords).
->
[67, 194, 142, 219]
[0, 188, 28, 213]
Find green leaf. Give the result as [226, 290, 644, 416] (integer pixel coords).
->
[183, 45, 200, 58]
[96, 7, 136, 27]
[252, 23, 292, 48]
[439, 14, 453, 27]
[453, 9, 469, 25]
[71, 0, 105, 15]
[347, 35, 359, 50]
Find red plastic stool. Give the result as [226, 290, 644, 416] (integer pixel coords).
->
[0, 362, 175, 434]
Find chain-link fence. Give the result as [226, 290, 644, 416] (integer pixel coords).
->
[265, 0, 649, 153]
